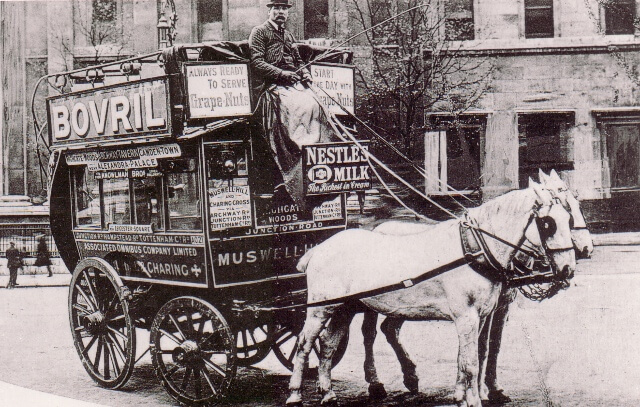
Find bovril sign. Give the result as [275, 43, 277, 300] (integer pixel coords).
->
[47, 77, 171, 146]
[302, 141, 372, 195]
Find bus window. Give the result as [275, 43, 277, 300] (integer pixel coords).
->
[132, 177, 163, 230]
[103, 178, 131, 226]
[73, 167, 101, 228]
[166, 159, 201, 231]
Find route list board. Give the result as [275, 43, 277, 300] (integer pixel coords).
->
[209, 185, 252, 231]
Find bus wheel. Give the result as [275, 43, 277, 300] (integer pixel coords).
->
[68, 258, 136, 389]
[236, 323, 273, 366]
[150, 297, 236, 406]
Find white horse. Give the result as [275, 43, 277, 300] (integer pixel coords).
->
[286, 181, 576, 407]
[483, 169, 593, 401]
[360, 170, 594, 403]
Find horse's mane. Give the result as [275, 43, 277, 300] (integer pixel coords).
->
[468, 188, 536, 228]
[467, 188, 538, 264]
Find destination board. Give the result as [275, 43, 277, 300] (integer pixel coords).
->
[75, 232, 206, 286]
[184, 63, 252, 119]
[209, 185, 253, 231]
[66, 143, 181, 171]
[211, 228, 339, 287]
[48, 77, 172, 146]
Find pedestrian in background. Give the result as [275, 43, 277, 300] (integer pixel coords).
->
[5, 242, 22, 289]
[35, 234, 52, 277]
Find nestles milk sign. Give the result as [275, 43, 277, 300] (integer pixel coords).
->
[302, 142, 371, 195]
[185, 63, 252, 119]
[47, 77, 171, 146]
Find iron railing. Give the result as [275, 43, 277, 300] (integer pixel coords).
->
[0, 223, 59, 257]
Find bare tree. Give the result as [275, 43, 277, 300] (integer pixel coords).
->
[350, 0, 493, 159]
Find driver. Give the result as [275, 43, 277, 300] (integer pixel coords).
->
[248, 0, 312, 93]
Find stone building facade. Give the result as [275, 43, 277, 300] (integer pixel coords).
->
[429, 0, 640, 230]
[1, 0, 639, 229]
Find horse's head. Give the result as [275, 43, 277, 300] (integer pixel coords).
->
[530, 179, 577, 282]
[539, 169, 594, 259]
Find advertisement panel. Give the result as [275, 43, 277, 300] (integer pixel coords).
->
[48, 77, 172, 146]
[310, 63, 355, 115]
[302, 142, 372, 195]
[184, 63, 252, 119]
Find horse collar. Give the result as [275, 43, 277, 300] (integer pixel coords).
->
[459, 215, 507, 283]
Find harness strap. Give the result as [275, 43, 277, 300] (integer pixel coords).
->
[305, 258, 468, 308]
[459, 217, 507, 282]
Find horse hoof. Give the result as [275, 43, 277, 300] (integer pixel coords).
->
[487, 389, 511, 404]
[404, 376, 419, 394]
[368, 382, 387, 400]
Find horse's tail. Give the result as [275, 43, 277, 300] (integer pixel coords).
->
[297, 247, 315, 273]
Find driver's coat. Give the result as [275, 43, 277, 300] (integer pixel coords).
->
[301, 219, 464, 304]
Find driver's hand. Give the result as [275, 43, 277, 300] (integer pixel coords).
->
[281, 71, 300, 85]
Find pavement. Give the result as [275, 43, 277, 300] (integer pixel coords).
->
[0, 381, 105, 407]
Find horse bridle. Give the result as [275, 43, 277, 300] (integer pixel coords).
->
[460, 199, 573, 283]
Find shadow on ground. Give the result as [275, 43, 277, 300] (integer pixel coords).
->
[117, 363, 458, 406]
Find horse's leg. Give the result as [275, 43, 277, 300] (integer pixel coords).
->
[453, 309, 481, 407]
[484, 289, 515, 403]
[380, 317, 419, 393]
[286, 306, 333, 406]
[317, 308, 355, 406]
[362, 310, 387, 399]
[477, 313, 493, 401]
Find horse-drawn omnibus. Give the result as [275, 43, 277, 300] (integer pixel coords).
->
[33, 41, 365, 405]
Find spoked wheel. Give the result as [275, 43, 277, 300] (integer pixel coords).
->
[272, 324, 349, 372]
[68, 258, 136, 389]
[150, 297, 236, 406]
[236, 323, 273, 366]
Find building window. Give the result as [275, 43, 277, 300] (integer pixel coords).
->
[198, 0, 223, 41]
[74, 0, 123, 48]
[604, 0, 636, 35]
[518, 112, 574, 188]
[425, 116, 485, 194]
[305, 0, 329, 39]
[597, 116, 640, 190]
[370, 0, 394, 41]
[445, 0, 474, 41]
[524, 0, 554, 38]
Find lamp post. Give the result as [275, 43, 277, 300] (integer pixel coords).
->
[157, 0, 178, 49]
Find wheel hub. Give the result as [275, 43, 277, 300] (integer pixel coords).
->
[83, 311, 107, 335]
[172, 340, 202, 366]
